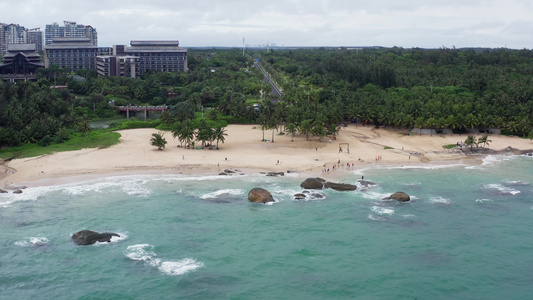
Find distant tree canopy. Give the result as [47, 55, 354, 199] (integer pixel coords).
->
[1, 47, 532, 149]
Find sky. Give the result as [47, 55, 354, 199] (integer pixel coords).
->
[2, 0, 533, 49]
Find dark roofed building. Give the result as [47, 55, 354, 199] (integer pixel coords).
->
[0, 43, 44, 82]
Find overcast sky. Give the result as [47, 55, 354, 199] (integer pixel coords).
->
[2, 0, 533, 49]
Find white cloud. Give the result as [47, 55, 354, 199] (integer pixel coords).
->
[1, 0, 533, 48]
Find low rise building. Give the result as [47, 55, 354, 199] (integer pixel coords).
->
[0, 44, 44, 82]
[96, 55, 139, 78]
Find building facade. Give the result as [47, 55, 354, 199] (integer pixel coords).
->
[44, 37, 97, 71]
[45, 21, 97, 46]
[125, 40, 187, 73]
[0, 23, 44, 54]
[0, 44, 44, 82]
[96, 41, 187, 78]
[96, 55, 140, 78]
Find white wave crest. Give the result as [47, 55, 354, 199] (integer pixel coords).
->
[371, 206, 395, 215]
[200, 189, 245, 199]
[476, 199, 493, 203]
[15, 237, 49, 247]
[429, 196, 451, 204]
[125, 244, 203, 276]
[484, 183, 521, 195]
[368, 214, 388, 221]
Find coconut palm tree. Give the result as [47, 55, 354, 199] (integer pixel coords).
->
[285, 123, 297, 142]
[150, 132, 167, 150]
[464, 135, 477, 150]
[213, 126, 227, 149]
[77, 114, 92, 142]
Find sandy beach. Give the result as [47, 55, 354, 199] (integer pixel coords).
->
[1, 124, 532, 188]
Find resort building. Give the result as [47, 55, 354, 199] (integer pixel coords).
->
[0, 43, 44, 82]
[96, 55, 140, 78]
[0, 23, 44, 54]
[123, 40, 187, 73]
[96, 41, 187, 77]
[45, 21, 97, 47]
[44, 37, 97, 71]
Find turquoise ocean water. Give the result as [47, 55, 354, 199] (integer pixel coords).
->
[1, 154, 532, 299]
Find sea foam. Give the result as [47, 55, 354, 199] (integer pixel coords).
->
[483, 183, 521, 196]
[15, 237, 49, 247]
[125, 244, 203, 276]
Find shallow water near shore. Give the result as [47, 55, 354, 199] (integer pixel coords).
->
[1, 155, 532, 299]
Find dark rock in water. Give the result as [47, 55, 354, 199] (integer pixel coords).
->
[72, 230, 120, 245]
[358, 180, 377, 187]
[224, 169, 235, 174]
[287, 170, 299, 173]
[383, 192, 410, 202]
[218, 172, 228, 176]
[310, 193, 325, 199]
[300, 178, 326, 189]
[0, 189, 7, 193]
[294, 193, 306, 200]
[13, 189, 23, 194]
[248, 188, 275, 203]
[266, 172, 284, 177]
[325, 182, 357, 191]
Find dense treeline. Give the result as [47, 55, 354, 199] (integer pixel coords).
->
[1, 47, 532, 150]
[258, 47, 533, 138]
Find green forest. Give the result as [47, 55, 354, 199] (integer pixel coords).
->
[1, 47, 532, 156]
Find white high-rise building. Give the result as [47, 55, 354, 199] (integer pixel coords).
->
[45, 21, 97, 46]
[0, 23, 44, 55]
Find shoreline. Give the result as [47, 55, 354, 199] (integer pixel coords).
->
[1, 124, 532, 189]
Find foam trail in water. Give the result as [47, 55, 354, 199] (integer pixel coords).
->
[371, 206, 395, 215]
[125, 244, 203, 276]
[484, 183, 521, 196]
[15, 237, 49, 247]
[200, 189, 245, 199]
[429, 196, 451, 204]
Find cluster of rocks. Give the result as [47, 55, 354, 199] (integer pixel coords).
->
[247, 177, 411, 204]
[218, 169, 244, 176]
[300, 177, 357, 191]
[1, 186, 26, 194]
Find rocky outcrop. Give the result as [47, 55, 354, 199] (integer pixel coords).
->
[358, 180, 377, 187]
[324, 182, 357, 191]
[248, 188, 275, 203]
[71, 230, 120, 245]
[383, 192, 411, 202]
[294, 191, 325, 200]
[300, 178, 326, 189]
[218, 172, 228, 176]
[0, 189, 7, 193]
[266, 172, 284, 177]
[13, 189, 23, 194]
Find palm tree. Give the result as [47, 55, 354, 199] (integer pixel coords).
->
[150, 132, 167, 150]
[285, 123, 297, 142]
[77, 114, 92, 142]
[213, 126, 227, 149]
[478, 134, 492, 148]
[464, 135, 477, 150]
[300, 119, 313, 141]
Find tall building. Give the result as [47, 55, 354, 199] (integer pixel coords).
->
[96, 41, 187, 78]
[45, 21, 97, 47]
[0, 23, 43, 54]
[44, 37, 97, 71]
[25, 28, 43, 53]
